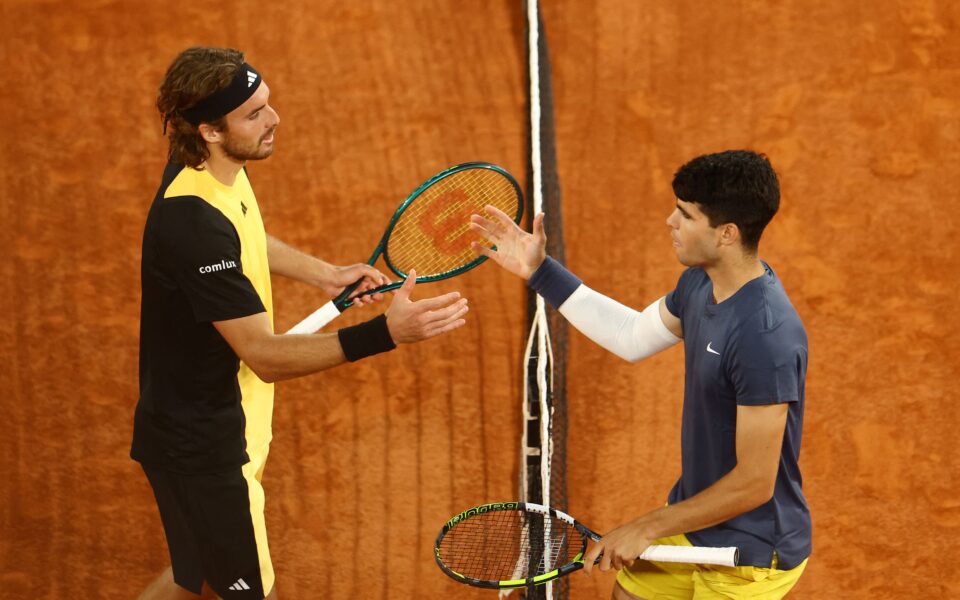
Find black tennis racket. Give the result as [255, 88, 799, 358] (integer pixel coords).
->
[434, 502, 739, 590]
[286, 162, 522, 334]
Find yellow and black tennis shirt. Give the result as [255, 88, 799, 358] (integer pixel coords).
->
[132, 161, 274, 474]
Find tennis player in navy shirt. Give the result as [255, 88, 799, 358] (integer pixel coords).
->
[470, 150, 810, 599]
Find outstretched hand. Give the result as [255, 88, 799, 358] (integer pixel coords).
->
[385, 269, 468, 343]
[319, 263, 391, 306]
[469, 206, 547, 280]
[581, 518, 655, 576]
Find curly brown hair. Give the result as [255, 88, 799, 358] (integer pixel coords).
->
[157, 47, 245, 168]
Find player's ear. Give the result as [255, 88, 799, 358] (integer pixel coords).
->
[198, 123, 223, 144]
[717, 222, 740, 247]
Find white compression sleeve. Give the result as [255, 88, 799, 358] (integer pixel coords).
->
[558, 287, 681, 362]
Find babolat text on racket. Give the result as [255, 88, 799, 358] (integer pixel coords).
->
[434, 502, 739, 589]
[286, 162, 523, 334]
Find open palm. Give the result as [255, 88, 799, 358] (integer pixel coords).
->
[469, 205, 547, 280]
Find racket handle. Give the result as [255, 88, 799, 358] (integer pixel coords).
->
[638, 545, 739, 567]
[285, 301, 343, 334]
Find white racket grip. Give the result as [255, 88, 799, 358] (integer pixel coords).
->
[639, 545, 739, 567]
[285, 301, 343, 334]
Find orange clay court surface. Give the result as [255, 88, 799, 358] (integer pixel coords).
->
[1, 1, 958, 598]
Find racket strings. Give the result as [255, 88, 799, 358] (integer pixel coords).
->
[437, 510, 582, 581]
[386, 168, 519, 277]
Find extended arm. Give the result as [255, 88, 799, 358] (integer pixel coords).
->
[470, 206, 682, 359]
[214, 272, 468, 382]
[561, 290, 680, 361]
[215, 311, 349, 382]
[266, 235, 388, 306]
[529, 259, 682, 360]
[581, 402, 789, 573]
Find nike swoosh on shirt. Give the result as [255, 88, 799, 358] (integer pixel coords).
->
[706, 342, 720, 355]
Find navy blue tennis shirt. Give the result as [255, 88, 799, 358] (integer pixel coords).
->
[529, 258, 811, 570]
[665, 264, 810, 569]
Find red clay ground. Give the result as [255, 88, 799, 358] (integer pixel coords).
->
[1, 1, 957, 598]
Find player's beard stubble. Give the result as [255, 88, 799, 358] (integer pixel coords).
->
[221, 126, 276, 162]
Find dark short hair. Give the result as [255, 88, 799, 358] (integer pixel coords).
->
[671, 150, 780, 252]
[156, 47, 245, 168]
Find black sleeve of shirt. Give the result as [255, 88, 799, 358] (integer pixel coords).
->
[157, 195, 266, 323]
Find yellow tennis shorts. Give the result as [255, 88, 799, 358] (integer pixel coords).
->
[616, 534, 807, 600]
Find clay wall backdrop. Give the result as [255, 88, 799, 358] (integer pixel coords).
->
[0, 1, 957, 599]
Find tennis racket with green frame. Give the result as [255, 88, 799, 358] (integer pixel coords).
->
[286, 162, 523, 334]
[434, 502, 739, 590]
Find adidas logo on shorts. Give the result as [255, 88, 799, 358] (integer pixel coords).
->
[228, 578, 251, 591]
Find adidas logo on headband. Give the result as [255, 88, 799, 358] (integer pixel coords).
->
[182, 62, 262, 125]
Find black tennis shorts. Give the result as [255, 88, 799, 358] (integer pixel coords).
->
[142, 464, 272, 597]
